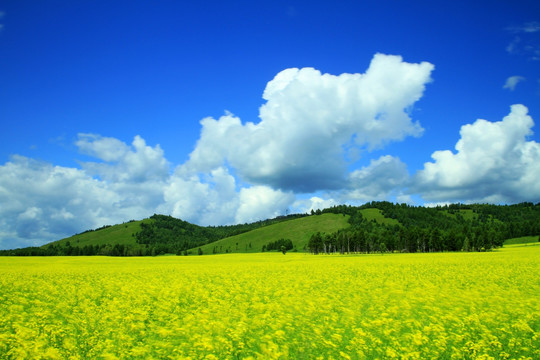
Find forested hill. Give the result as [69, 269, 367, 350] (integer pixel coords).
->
[308, 202, 540, 254]
[134, 214, 308, 254]
[1, 202, 539, 256]
[318, 202, 540, 235]
[0, 213, 308, 256]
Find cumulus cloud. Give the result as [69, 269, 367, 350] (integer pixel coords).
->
[503, 76, 525, 91]
[412, 104, 540, 203]
[0, 54, 437, 249]
[185, 54, 434, 192]
[0, 134, 175, 249]
[159, 167, 239, 226]
[293, 196, 340, 214]
[345, 155, 409, 201]
[235, 186, 295, 224]
[159, 166, 295, 226]
[0, 134, 297, 249]
[76, 133, 170, 183]
[0, 155, 124, 248]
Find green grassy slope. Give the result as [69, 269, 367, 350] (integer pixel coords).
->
[195, 213, 351, 254]
[442, 209, 478, 221]
[45, 220, 150, 248]
[503, 235, 539, 245]
[359, 208, 400, 226]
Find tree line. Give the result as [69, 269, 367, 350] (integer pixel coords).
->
[262, 238, 294, 252]
[134, 214, 306, 255]
[1, 202, 538, 256]
[308, 202, 540, 254]
[0, 213, 306, 256]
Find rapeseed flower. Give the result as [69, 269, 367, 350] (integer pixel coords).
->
[0, 246, 538, 359]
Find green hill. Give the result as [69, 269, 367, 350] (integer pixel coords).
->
[442, 209, 478, 221]
[503, 235, 539, 245]
[32, 213, 317, 256]
[359, 208, 400, 226]
[194, 213, 351, 254]
[2, 201, 539, 257]
[49, 220, 147, 248]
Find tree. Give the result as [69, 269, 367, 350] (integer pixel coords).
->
[462, 236, 471, 252]
[308, 232, 323, 254]
[265, 238, 293, 252]
[198, 248, 203, 255]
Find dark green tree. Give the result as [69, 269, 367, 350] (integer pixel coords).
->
[462, 236, 471, 252]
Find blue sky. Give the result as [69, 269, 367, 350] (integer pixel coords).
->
[1, 0, 539, 249]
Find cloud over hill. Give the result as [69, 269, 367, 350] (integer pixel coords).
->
[413, 104, 540, 204]
[1, 54, 539, 250]
[184, 54, 434, 192]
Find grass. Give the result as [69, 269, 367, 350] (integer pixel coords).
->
[45, 220, 150, 248]
[359, 208, 400, 226]
[443, 209, 478, 221]
[41, 209, 408, 254]
[195, 213, 351, 254]
[504, 235, 540, 246]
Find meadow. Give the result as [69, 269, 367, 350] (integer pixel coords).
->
[197, 213, 351, 254]
[1, 245, 538, 359]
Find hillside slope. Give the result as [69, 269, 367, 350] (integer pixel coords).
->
[194, 213, 351, 254]
[359, 208, 400, 226]
[2, 201, 538, 256]
[48, 220, 147, 248]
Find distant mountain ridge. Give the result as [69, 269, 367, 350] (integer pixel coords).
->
[1, 202, 539, 256]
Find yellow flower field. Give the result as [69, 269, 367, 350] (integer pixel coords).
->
[1, 245, 539, 359]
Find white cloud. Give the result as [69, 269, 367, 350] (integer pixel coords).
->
[77, 133, 170, 183]
[522, 22, 540, 33]
[76, 133, 130, 161]
[345, 155, 409, 201]
[0, 54, 438, 249]
[293, 196, 339, 214]
[507, 21, 540, 34]
[159, 167, 240, 226]
[506, 36, 520, 54]
[0, 132, 298, 249]
[506, 22, 540, 60]
[503, 76, 525, 91]
[0, 155, 125, 248]
[235, 186, 295, 224]
[185, 54, 434, 192]
[412, 104, 540, 203]
[0, 135, 175, 249]
[159, 167, 295, 226]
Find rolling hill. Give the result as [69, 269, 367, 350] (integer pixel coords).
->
[48, 220, 148, 248]
[358, 208, 400, 226]
[1, 201, 538, 256]
[194, 213, 351, 254]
